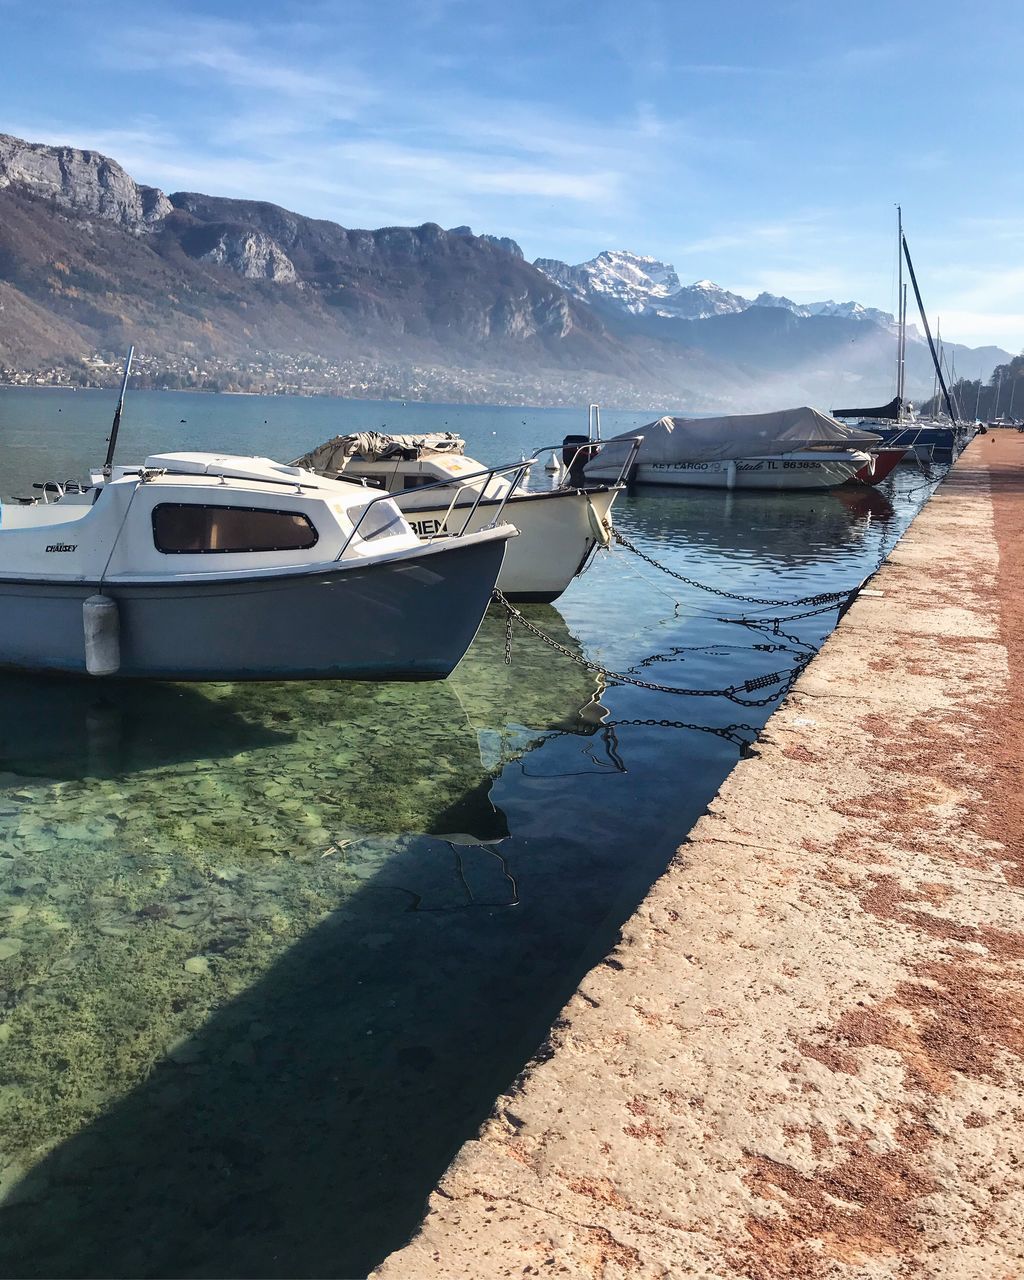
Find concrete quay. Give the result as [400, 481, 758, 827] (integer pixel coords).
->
[374, 433, 1024, 1280]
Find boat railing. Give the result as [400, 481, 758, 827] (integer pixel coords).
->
[529, 435, 645, 488]
[336, 458, 535, 558]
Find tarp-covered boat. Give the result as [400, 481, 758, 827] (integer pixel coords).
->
[583, 407, 879, 490]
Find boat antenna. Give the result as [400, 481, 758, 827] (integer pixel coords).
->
[901, 230, 957, 424]
[103, 345, 135, 477]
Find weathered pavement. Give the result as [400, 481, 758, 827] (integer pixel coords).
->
[373, 434, 1024, 1280]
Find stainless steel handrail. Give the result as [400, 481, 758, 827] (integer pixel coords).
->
[528, 435, 644, 488]
[335, 458, 534, 560]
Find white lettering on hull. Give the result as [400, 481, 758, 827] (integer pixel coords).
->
[651, 460, 825, 474]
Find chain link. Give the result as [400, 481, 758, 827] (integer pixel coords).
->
[602, 718, 759, 749]
[611, 528, 854, 610]
[504, 609, 514, 666]
[493, 589, 809, 706]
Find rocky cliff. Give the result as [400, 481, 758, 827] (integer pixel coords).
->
[0, 133, 172, 230]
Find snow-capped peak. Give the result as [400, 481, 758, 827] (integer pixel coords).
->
[533, 248, 898, 329]
[534, 251, 748, 320]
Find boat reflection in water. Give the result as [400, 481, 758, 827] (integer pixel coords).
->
[0, 602, 605, 848]
[832, 484, 897, 523]
[619, 482, 897, 572]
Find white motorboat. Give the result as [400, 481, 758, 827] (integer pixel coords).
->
[582, 407, 878, 491]
[292, 430, 641, 602]
[0, 452, 516, 681]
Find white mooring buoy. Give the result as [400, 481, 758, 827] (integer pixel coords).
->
[83, 594, 121, 676]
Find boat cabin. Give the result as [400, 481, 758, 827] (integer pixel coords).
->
[0, 453, 422, 583]
[292, 432, 518, 505]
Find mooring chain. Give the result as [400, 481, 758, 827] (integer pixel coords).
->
[610, 528, 852, 610]
[722, 601, 847, 633]
[626, 637, 805, 676]
[504, 608, 515, 666]
[605, 718, 759, 749]
[493, 589, 807, 707]
[527, 717, 762, 757]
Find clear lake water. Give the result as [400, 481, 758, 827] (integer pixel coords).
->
[0, 387, 944, 1277]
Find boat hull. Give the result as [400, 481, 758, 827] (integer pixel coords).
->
[851, 424, 963, 464]
[0, 535, 508, 681]
[399, 488, 618, 602]
[630, 457, 862, 491]
[849, 447, 907, 486]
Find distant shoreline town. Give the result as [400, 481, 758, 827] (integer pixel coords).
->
[0, 351, 684, 410]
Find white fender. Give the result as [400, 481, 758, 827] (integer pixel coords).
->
[586, 497, 612, 548]
[83, 594, 120, 677]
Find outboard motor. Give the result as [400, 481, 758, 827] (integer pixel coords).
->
[561, 434, 599, 481]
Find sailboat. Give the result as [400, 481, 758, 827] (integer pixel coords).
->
[832, 208, 972, 463]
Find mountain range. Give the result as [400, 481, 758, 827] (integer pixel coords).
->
[0, 132, 1009, 409]
[534, 248, 898, 328]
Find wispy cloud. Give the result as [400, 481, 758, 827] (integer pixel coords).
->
[679, 214, 830, 257]
[675, 63, 783, 75]
[327, 138, 619, 202]
[832, 42, 903, 71]
[930, 310, 1024, 352]
[43, 8, 696, 249]
[111, 17, 376, 120]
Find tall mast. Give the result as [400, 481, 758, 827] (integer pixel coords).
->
[899, 283, 908, 413]
[930, 317, 941, 415]
[902, 228, 958, 424]
[975, 370, 983, 420]
[895, 206, 905, 410]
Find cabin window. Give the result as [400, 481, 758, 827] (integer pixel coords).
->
[153, 504, 318, 554]
[403, 475, 438, 489]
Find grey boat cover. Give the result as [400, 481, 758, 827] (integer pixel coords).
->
[585, 406, 880, 474]
[293, 431, 466, 474]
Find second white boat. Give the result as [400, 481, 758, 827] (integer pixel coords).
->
[292, 431, 641, 602]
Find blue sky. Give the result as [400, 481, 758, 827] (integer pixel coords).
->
[3, 0, 1023, 352]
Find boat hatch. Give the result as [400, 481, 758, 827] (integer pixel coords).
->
[144, 453, 312, 486]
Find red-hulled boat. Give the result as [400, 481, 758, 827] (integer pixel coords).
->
[851, 447, 908, 486]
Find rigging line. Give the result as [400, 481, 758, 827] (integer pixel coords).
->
[97, 481, 141, 592]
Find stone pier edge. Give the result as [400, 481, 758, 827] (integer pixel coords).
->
[374, 439, 1024, 1280]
